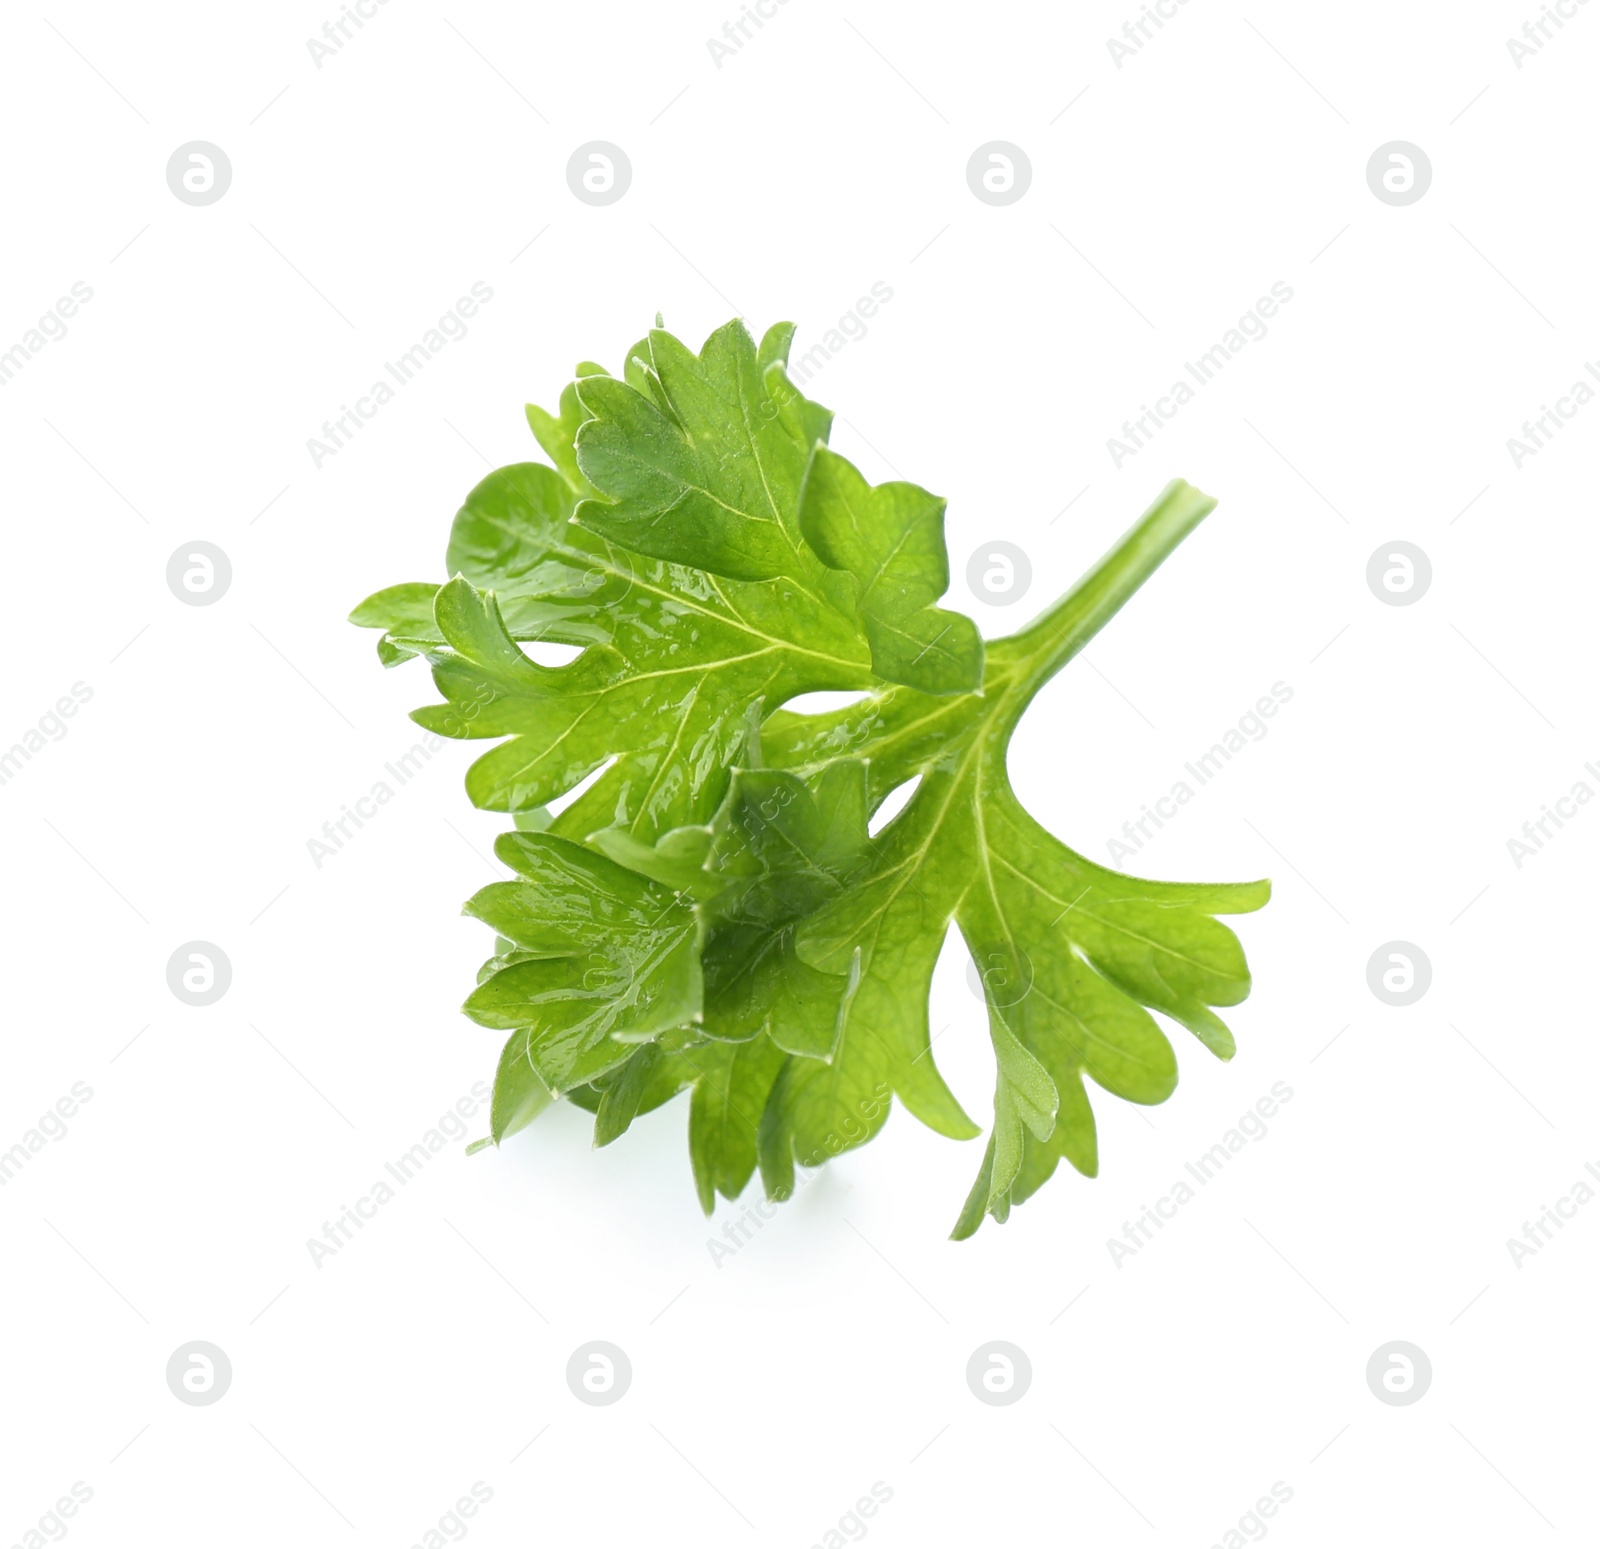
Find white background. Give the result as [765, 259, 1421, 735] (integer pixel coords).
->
[3, 2, 1597, 1545]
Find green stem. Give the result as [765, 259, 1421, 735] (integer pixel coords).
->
[991, 478, 1217, 716]
[762, 479, 1219, 792]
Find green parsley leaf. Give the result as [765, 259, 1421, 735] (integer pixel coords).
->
[461, 830, 702, 1095]
[354, 318, 1270, 1237]
[799, 444, 983, 695]
[767, 481, 1268, 1234]
[350, 325, 982, 841]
